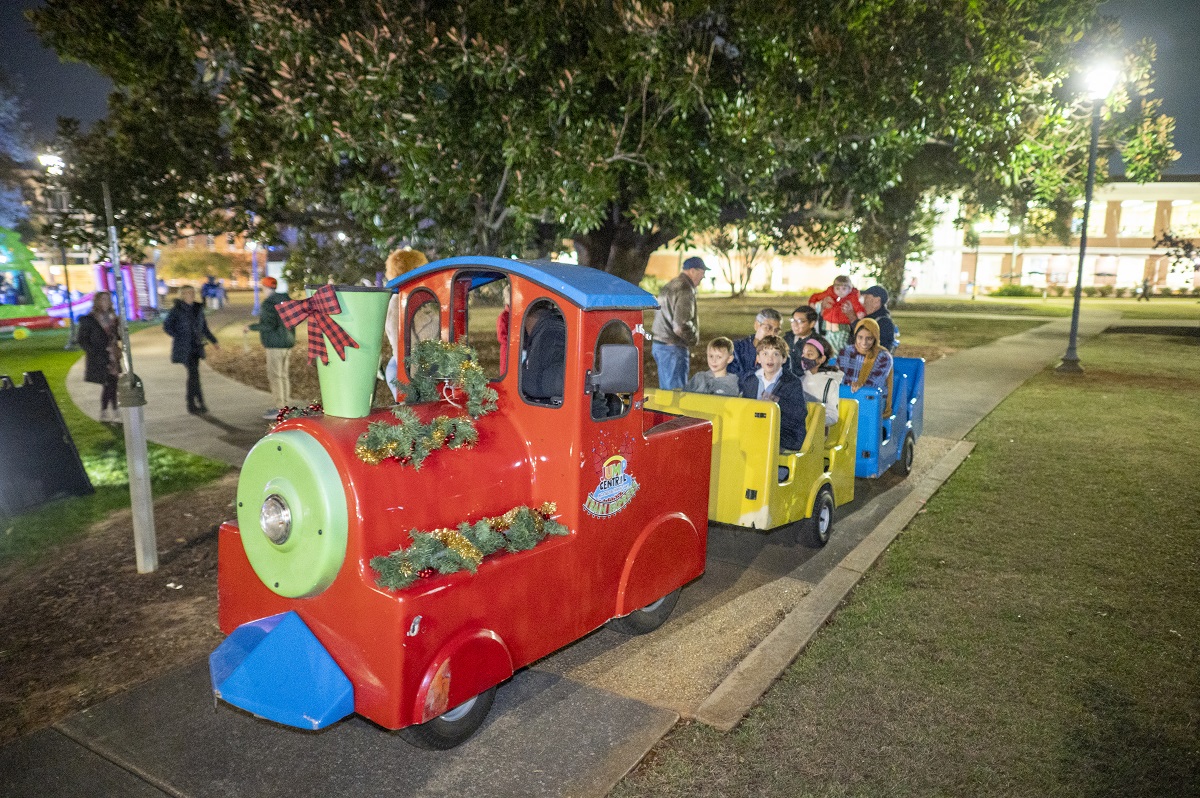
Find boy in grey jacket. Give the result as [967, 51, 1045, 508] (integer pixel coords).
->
[685, 337, 740, 396]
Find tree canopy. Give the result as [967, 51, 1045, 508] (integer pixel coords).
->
[0, 71, 33, 232]
[31, 0, 1176, 288]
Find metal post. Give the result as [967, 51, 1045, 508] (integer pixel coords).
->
[972, 233, 980, 300]
[1009, 226, 1020, 285]
[1057, 100, 1103, 374]
[51, 188, 78, 349]
[251, 244, 261, 316]
[103, 181, 158, 572]
[60, 239, 76, 346]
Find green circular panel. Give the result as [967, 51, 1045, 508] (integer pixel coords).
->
[236, 430, 348, 598]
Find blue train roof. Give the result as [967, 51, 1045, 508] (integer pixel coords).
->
[387, 255, 658, 311]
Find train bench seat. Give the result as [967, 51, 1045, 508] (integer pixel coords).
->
[644, 389, 854, 530]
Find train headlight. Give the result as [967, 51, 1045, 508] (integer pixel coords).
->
[260, 494, 292, 545]
[236, 430, 348, 598]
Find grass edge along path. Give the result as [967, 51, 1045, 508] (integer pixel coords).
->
[613, 330, 1200, 798]
[0, 328, 230, 564]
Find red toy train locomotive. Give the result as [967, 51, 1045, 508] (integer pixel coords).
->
[210, 257, 712, 748]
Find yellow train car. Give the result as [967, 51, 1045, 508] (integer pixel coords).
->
[644, 390, 858, 545]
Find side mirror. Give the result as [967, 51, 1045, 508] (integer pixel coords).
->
[587, 344, 640, 395]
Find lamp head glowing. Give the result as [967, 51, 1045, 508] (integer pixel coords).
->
[38, 153, 65, 176]
[1086, 64, 1119, 101]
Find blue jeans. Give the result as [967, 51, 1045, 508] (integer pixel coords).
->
[652, 342, 690, 390]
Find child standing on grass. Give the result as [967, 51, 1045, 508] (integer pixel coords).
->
[685, 336, 741, 396]
[809, 275, 866, 353]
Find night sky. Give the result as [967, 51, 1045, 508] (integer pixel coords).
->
[1, 0, 1197, 174]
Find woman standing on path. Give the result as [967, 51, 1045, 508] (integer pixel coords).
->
[163, 285, 219, 414]
[77, 290, 122, 422]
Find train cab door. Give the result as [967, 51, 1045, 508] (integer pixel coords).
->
[577, 319, 650, 617]
[448, 271, 511, 384]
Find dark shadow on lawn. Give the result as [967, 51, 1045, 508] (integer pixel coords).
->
[1060, 680, 1200, 797]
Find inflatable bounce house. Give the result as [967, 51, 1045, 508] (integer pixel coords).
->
[0, 227, 103, 336]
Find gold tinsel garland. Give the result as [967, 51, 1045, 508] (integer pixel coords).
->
[370, 502, 565, 590]
[356, 340, 498, 466]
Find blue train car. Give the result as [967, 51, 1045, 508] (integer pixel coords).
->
[840, 356, 925, 478]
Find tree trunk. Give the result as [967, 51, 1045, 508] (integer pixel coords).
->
[574, 216, 674, 285]
[880, 237, 907, 305]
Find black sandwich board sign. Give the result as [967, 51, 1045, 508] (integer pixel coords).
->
[0, 371, 94, 517]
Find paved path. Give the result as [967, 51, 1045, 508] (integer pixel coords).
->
[64, 302, 277, 467]
[3, 305, 1130, 797]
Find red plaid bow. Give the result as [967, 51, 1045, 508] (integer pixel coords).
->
[277, 285, 360, 365]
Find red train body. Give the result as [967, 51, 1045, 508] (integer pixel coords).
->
[212, 257, 711, 744]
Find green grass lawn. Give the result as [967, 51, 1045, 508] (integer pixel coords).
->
[1108, 297, 1200, 320]
[614, 329, 1200, 797]
[0, 327, 229, 564]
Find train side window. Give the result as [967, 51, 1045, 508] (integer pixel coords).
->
[451, 273, 509, 381]
[405, 289, 441, 377]
[590, 321, 635, 421]
[519, 299, 567, 407]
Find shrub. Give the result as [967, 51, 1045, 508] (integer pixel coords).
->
[1097, 285, 1113, 297]
[989, 284, 1041, 297]
[1052, 285, 1067, 297]
[639, 274, 666, 294]
[1158, 286, 1173, 297]
[1114, 287, 1128, 298]
[158, 249, 250, 281]
[1082, 286, 1098, 297]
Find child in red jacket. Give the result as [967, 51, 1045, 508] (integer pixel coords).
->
[808, 275, 866, 353]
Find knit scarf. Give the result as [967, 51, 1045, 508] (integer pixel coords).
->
[850, 318, 892, 409]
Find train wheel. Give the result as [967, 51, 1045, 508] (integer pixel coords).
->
[398, 686, 497, 750]
[893, 432, 916, 477]
[607, 589, 681, 635]
[798, 486, 835, 547]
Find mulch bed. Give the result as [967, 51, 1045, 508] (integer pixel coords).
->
[0, 474, 238, 746]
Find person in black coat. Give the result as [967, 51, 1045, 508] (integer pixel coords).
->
[738, 334, 808, 451]
[163, 285, 219, 414]
[519, 303, 567, 405]
[77, 291, 122, 422]
[860, 285, 899, 351]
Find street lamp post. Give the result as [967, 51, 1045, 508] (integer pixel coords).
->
[1058, 64, 1119, 374]
[1009, 223, 1021, 285]
[37, 153, 77, 349]
[971, 221, 984, 300]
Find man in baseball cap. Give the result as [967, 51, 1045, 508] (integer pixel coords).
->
[860, 284, 898, 351]
[651, 256, 709, 389]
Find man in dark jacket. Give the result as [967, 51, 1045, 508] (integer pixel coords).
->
[860, 285, 899, 351]
[738, 334, 807, 452]
[246, 276, 296, 419]
[163, 285, 219, 414]
[729, 307, 782, 377]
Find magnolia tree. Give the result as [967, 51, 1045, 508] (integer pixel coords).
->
[0, 74, 32, 231]
[33, 0, 1175, 288]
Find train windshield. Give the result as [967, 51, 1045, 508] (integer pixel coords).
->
[451, 271, 510, 381]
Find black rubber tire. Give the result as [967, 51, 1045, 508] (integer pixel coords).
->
[798, 486, 835, 547]
[607, 589, 681, 635]
[893, 432, 916, 477]
[397, 686, 497, 750]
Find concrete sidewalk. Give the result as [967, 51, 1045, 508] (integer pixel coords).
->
[64, 302, 275, 467]
[6, 306, 1125, 798]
